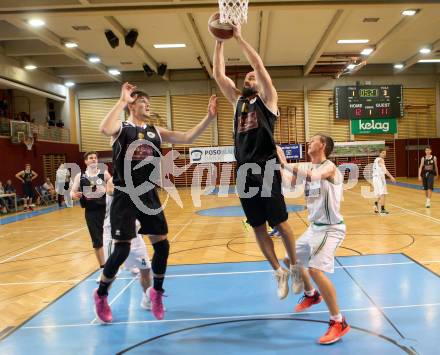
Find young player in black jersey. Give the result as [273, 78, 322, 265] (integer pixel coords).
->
[15, 164, 38, 211]
[95, 82, 217, 322]
[213, 24, 302, 300]
[71, 151, 111, 270]
[418, 146, 438, 208]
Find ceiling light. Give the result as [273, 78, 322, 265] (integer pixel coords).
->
[361, 48, 374, 56]
[108, 69, 121, 75]
[402, 9, 417, 16]
[337, 39, 369, 44]
[88, 55, 101, 63]
[347, 64, 357, 70]
[65, 81, 75, 87]
[64, 41, 78, 48]
[28, 19, 45, 27]
[394, 63, 404, 69]
[418, 59, 440, 63]
[153, 43, 186, 48]
[24, 64, 37, 70]
[419, 47, 432, 54]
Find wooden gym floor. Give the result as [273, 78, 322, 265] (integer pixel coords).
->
[0, 178, 439, 338]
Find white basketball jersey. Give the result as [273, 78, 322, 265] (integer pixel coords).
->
[103, 193, 112, 231]
[373, 157, 385, 178]
[305, 161, 344, 225]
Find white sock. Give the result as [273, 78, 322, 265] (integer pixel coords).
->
[289, 263, 298, 270]
[276, 267, 284, 274]
[427, 198, 431, 202]
[330, 313, 343, 322]
[305, 288, 315, 297]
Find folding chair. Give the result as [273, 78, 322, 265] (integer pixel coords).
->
[35, 186, 50, 206]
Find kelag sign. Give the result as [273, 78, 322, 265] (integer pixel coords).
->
[351, 118, 397, 134]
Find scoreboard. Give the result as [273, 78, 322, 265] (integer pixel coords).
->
[334, 85, 403, 119]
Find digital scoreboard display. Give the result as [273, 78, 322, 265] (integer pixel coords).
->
[334, 85, 403, 119]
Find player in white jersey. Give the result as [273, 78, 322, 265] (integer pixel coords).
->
[103, 177, 153, 310]
[372, 150, 396, 215]
[277, 134, 350, 345]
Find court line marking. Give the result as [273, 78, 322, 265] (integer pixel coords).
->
[22, 301, 440, 330]
[346, 188, 440, 225]
[3, 260, 439, 286]
[0, 227, 86, 264]
[170, 219, 193, 242]
[90, 276, 138, 325]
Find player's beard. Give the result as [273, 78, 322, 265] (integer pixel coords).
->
[241, 86, 257, 98]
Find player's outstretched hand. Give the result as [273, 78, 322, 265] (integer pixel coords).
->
[207, 95, 218, 118]
[231, 23, 242, 40]
[120, 82, 137, 104]
[391, 177, 396, 183]
[418, 176, 422, 181]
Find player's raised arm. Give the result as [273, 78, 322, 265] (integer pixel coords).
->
[213, 41, 240, 105]
[231, 24, 277, 112]
[100, 82, 136, 138]
[157, 95, 217, 144]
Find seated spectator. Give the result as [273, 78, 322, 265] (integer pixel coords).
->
[4, 179, 15, 194]
[42, 177, 57, 200]
[3, 179, 16, 210]
[0, 181, 8, 214]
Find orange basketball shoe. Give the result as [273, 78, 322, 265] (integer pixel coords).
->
[319, 317, 350, 345]
[294, 290, 322, 312]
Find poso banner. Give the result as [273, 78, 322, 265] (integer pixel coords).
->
[189, 146, 235, 163]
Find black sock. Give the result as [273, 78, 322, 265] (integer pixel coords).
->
[374, 201, 378, 206]
[97, 242, 131, 296]
[151, 239, 170, 292]
[381, 206, 386, 211]
[100, 264, 105, 269]
[153, 277, 165, 292]
[97, 280, 111, 296]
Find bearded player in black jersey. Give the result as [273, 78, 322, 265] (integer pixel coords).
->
[95, 83, 217, 322]
[213, 24, 302, 300]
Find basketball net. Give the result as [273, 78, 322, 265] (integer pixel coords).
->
[218, 0, 249, 25]
[23, 136, 34, 151]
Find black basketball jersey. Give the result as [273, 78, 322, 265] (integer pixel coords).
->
[233, 95, 278, 166]
[112, 121, 162, 187]
[22, 170, 33, 183]
[79, 170, 106, 209]
[423, 155, 436, 175]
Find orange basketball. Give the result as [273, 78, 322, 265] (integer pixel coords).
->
[208, 12, 234, 41]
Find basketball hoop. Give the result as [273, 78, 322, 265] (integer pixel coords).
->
[218, 0, 249, 25]
[22, 136, 34, 151]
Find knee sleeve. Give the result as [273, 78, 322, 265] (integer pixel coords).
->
[103, 242, 131, 279]
[152, 239, 170, 275]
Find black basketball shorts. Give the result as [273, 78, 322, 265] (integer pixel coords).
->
[84, 206, 106, 248]
[23, 183, 34, 199]
[237, 168, 288, 228]
[110, 187, 168, 240]
[423, 173, 435, 191]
